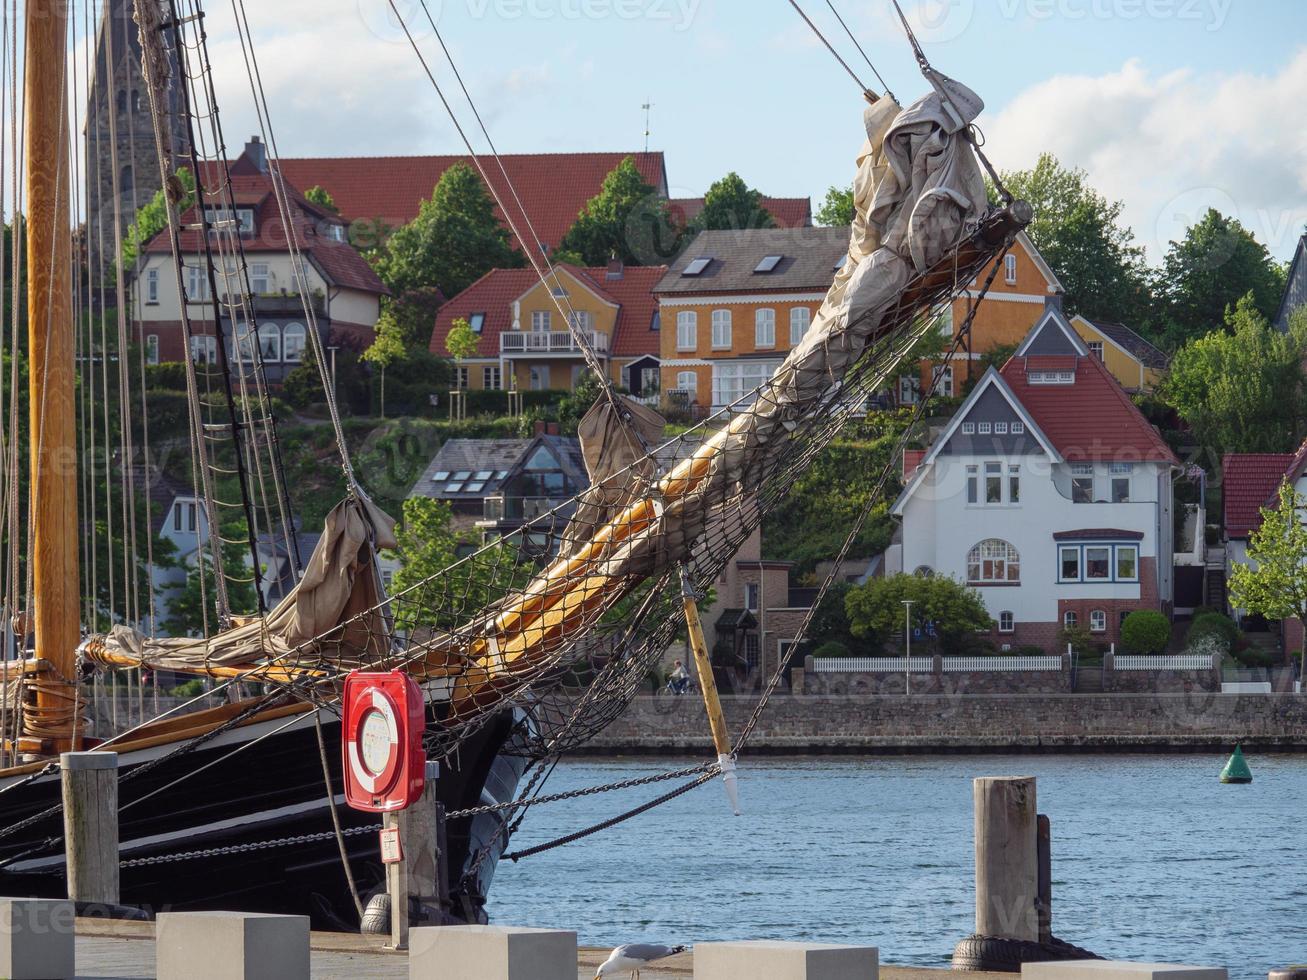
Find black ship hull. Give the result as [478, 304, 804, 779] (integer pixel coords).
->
[0, 706, 526, 929]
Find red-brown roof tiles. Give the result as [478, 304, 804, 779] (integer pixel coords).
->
[430, 264, 666, 361]
[667, 196, 812, 229]
[274, 152, 670, 252]
[1001, 351, 1177, 464]
[1223, 452, 1293, 538]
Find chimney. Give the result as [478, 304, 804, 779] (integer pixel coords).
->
[534, 420, 547, 436]
[546, 422, 560, 436]
[1044, 292, 1063, 311]
[244, 135, 267, 173]
[606, 252, 624, 280]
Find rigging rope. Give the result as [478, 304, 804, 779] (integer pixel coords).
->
[784, 0, 881, 100]
[822, 0, 895, 101]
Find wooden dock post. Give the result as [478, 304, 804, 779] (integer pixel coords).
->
[384, 809, 409, 949]
[973, 776, 1038, 942]
[60, 751, 118, 905]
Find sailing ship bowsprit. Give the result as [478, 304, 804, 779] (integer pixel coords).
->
[0, 0, 1028, 928]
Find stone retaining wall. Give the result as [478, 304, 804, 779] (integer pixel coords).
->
[583, 693, 1307, 754]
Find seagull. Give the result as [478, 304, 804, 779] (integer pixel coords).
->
[594, 942, 689, 979]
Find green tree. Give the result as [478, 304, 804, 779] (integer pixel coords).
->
[120, 167, 195, 277]
[361, 320, 407, 418]
[1120, 609, 1171, 656]
[1157, 208, 1287, 349]
[1230, 481, 1307, 679]
[163, 540, 259, 637]
[690, 173, 775, 233]
[996, 153, 1150, 326]
[445, 316, 479, 371]
[1163, 297, 1305, 456]
[815, 184, 854, 227]
[557, 156, 678, 266]
[845, 573, 992, 654]
[373, 162, 522, 297]
[380, 286, 445, 350]
[304, 185, 338, 213]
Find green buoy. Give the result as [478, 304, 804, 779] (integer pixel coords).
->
[1220, 745, 1252, 784]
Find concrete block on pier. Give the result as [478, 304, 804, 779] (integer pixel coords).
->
[156, 910, 309, 980]
[0, 897, 75, 980]
[1023, 962, 1227, 980]
[409, 925, 576, 980]
[694, 940, 878, 979]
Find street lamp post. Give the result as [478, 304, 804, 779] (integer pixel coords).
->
[902, 599, 914, 696]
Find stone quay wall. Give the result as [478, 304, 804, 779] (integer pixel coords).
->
[582, 692, 1307, 754]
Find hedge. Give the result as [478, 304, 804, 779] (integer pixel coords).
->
[1121, 610, 1171, 655]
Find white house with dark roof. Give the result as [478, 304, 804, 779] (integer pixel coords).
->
[890, 308, 1180, 651]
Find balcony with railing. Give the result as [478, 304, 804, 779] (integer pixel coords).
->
[500, 330, 608, 355]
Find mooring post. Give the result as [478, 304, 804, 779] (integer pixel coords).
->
[406, 762, 441, 917]
[385, 808, 409, 949]
[60, 751, 119, 906]
[973, 775, 1038, 942]
[1037, 812, 1052, 943]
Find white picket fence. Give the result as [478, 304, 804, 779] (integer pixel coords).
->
[1114, 653, 1218, 671]
[810, 655, 1062, 674]
[811, 657, 934, 673]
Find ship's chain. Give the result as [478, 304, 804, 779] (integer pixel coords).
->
[444, 761, 719, 820]
[119, 823, 382, 868]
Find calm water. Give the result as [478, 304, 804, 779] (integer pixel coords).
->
[489, 754, 1307, 978]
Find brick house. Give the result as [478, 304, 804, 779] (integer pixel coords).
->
[428, 261, 665, 396]
[890, 307, 1180, 651]
[1222, 442, 1307, 655]
[654, 227, 848, 411]
[131, 138, 387, 378]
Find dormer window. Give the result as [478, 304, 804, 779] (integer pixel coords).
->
[682, 257, 711, 276]
[1029, 369, 1074, 384]
[468, 313, 485, 334]
[1088, 341, 1104, 361]
[754, 255, 783, 273]
[203, 206, 255, 236]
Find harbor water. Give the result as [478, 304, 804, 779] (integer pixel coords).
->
[491, 754, 1306, 978]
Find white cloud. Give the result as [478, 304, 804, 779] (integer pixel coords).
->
[984, 49, 1307, 263]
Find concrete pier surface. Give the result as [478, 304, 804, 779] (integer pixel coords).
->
[69, 918, 1001, 979]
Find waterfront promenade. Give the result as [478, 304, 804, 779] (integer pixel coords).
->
[67, 918, 1000, 979]
[583, 692, 1307, 753]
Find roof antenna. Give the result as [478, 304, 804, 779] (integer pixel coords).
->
[642, 99, 653, 152]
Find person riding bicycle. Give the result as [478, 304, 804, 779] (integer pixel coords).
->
[668, 659, 690, 694]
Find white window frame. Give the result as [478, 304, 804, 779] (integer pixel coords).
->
[676, 310, 697, 351]
[711, 360, 779, 408]
[676, 370, 698, 396]
[1004, 253, 1017, 284]
[789, 306, 810, 346]
[1064, 610, 1078, 628]
[569, 311, 593, 333]
[1115, 545, 1139, 582]
[257, 323, 281, 362]
[1071, 462, 1094, 503]
[966, 464, 978, 505]
[961, 422, 975, 434]
[145, 267, 159, 304]
[711, 309, 732, 349]
[185, 265, 209, 302]
[1088, 340, 1104, 361]
[483, 365, 501, 390]
[978, 422, 992, 435]
[998, 611, 1014, 633]
[1089, 609, 1107, 633]
[249, 262, 270, 295]
[966, 538, 1020, 585]
[1008, 464, 1020, 504]
[531, 310, 551, 332]
[189, 335, 217, 364]
[754, 308, 776, 348]
[932, 365, 953, 397]
[282, 322, 306, 363]
[145, 334, 160, 365]
[1011, 421, 1025, 434]
[745, 582, 760, 611]
[994, 422, 1008, 435]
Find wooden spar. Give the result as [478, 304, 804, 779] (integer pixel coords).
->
[25, 0, 80, 751]
[679, 567, 740, 816]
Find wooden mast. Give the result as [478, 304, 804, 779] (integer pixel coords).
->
[25, 0, 80, 752]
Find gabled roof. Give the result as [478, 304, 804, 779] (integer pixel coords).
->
[655, 226, 849, 296]
[892, 367, 1060, 516]
[667, 196, 812, 230]
[412, 438, 533, 501]
[152, 149, 387, 296]
[429, 264, 666, 360]
[1015, 305, 1089, 357]
[1082, 317, 1169, 370]
[1222, 452, 1294, 538]
[1013, 231, 1065, 295]
[1274, 235, 1307, 331]
[272, 151, 669, 252]
[1001, 347, 1178, 464]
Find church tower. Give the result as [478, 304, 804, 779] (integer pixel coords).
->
[85, 0, 185, 283]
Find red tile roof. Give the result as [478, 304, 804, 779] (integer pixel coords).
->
[155, 164, 387, 295]
[902, 449, 925, 480]
[667, 196, 812, 229]
[1222, 452, 1293, 537]
[273, 152, 670, 252]
[430, 264, 666, 360]
[1000, 351, 1177, 464]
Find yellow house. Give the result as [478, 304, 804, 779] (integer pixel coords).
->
[1068, 315, 1168, 392]
[655, 227, 849, 411]
[430, 262, 665, 397]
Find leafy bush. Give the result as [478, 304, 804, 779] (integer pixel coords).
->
[1185, 611, 1239, 652]
[169, 678, 206, 698]
[1058, 625, 1095, 658]
[1015, 644, 1047, 657]
[1121, 609, 1171, 655]
[845, 573, 992, 654]
[811, 640, 852, 659]
[1234, 646, 1276, 668]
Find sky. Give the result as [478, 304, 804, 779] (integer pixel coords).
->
[77, 0, 1307, 264]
